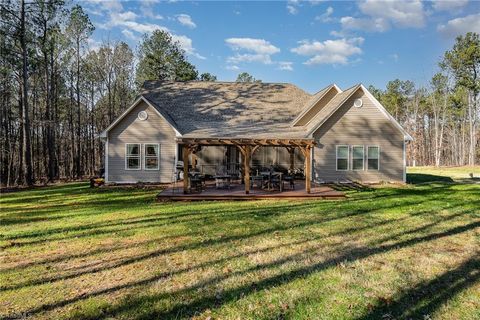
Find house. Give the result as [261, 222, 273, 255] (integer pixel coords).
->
[100, 81, 412, 193]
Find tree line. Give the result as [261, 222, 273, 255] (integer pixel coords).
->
[0, 0, 478, 187]
[369, 32, 479, 167]
[0, 0, 216, 187]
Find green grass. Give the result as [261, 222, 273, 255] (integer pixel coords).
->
[407, 166, 480, 183]
[1, 171, 479, 319]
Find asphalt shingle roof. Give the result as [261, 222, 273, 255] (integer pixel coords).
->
[140, 80, 354, 138]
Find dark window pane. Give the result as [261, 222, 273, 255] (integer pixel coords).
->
[145, 158, 158, 169]
[368, 159, 379, 170]
[127, 144, 140, 156]
[337, 159, 348, 170]
[127, 157, 140, 169]
[146, 145, 158, 156]
[353, 159, 364, 170]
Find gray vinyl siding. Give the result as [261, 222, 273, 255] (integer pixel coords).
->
[107, 101, 177, 183]
[252, 147, 304, 170]
[312, 90, 405, 183]
[194, 146, 304, 174]
[195, 146, 229, 175]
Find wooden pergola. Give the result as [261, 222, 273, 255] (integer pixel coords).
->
[177, 137, 316, 194]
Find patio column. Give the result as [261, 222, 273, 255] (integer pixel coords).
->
[183, 145, 190, 194]
[299, 145, 311, 193]
[286, 147, 295, 171]
[244, 145, 251, 194]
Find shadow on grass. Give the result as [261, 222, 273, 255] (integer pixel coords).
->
[10, 217, 480, 319]
[71, 220, 480, 320]
[2, 182, 479, 319]
[407, 173, 454, 185]
[358, 256, 480, 320]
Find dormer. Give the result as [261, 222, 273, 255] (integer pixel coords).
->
[291, 84, 342, 127]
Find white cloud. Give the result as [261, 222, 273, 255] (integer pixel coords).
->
[329, 30, 346, 37]
[84, 0, 123, 13]
[121, 21, 167, 34]
[315, 6, 334, 23]
[87, 38, 102, 51]
[437, 13, 480, 37]
[278, 61, 294, 71]
[176, 14, 196, 28]
[225, 38, 280, 55]
[122, 29, 137, 41]
[337, 0, 426, 34]
[287, 5, 298, 14]
[225, 37, 285, 70]
[227, 54, 273, 65]
[172, 34, 206, 59]
[432, 0, 468, 11]
[291, 37, 364, 65]
[226, 65, 240, 71]
[340, 16, 389, 32]
[390, 53, 399, 62]
[287, 0, 299, 14]
[140, 0, 164, 19]
[358, 0, 425, 28]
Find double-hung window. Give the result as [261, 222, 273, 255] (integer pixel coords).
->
[144, 144, 160, 170]
[367, 146, 379, 170]
[336, 145, 349, 171]
[352, 146, 364, 170]
[126, 144, 141, 170]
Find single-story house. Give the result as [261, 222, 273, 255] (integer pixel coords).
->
[100, 80, 412, 193]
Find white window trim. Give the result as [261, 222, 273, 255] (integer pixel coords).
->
[125, 143, 141, 171]
[367, 145, 380, 171]
[336, 145, 349, 171]
[143, 143, 160, 171]
[352, 145, 365, 171]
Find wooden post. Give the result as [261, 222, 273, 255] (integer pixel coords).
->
[287, 147, 295, 171]
[304, 146, 311, 193]
[191, 153, 197, 170]
[244, 145, 251, 194]
[183, 144, 190, 194]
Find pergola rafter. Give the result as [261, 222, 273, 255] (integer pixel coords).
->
[177, 137, 315, 194]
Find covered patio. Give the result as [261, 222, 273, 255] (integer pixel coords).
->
[180, 137, 315, 194]
[156, 137, 344, 200]
[157, 179, 345, 201]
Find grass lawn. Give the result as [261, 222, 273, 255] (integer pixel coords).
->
[1, 170, 479, 319]
[407, 166, 480, 183]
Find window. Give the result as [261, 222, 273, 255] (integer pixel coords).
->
[126, 144, 140, 170]
[367, 146, 379, 170]
[144, 144, 160, 170]
[336, 145, 349, 171]
[352, 146, 364, 170]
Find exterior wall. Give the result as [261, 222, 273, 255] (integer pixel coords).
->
[195, 146, 230, 175]
[106, 101, 177, 183]
[252, 147, 304, 170]
[193, 146, 304, 174]
[312, 90, 405, 183]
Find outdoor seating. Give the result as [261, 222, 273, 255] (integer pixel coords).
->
[214, 174, 231, 189]
[189, 172, 205, 193]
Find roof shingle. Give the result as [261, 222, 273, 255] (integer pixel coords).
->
[141, 80, 314, 138]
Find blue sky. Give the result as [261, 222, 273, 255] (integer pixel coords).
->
[82, 0, 480, 93]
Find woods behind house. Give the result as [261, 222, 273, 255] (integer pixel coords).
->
[0, 0, 479, 186]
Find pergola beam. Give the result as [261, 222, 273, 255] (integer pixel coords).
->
[177, 137, 315, 147]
